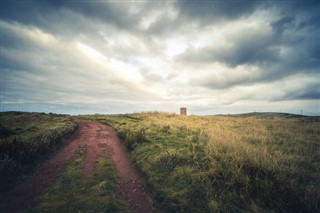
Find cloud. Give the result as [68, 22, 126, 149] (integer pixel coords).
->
[1, 1, 319, 115]
[178, 16, 277, 67]
[271, 16, 295, 34]
[0, 21, 159, 108]
[270, 74, 320, 101]
[176, 3, 320, 89]
[1, 1, 138, 31]
[175, 0, 261, 24]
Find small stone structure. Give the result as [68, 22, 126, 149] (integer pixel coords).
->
[180, 107, 187, 115]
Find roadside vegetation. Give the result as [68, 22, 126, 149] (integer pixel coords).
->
[0, 112, 78, 193]
[84, 112, 320, 212]
[29, 145, 128, 212]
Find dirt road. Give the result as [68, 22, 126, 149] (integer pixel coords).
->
[0, 120, 154, 213]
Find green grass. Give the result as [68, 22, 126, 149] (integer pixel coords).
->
[2, 111, 319, 212]
[83, 112, 320, 212]
[0, 112, 78, 193]
[29, 145, 128, 213]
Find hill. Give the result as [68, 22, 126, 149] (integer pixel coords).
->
[221, 112, 319, 118]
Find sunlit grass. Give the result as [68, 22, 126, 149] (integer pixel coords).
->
[84, 112, 320, 212]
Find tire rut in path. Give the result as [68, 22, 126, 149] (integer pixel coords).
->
[98, 123, 154, 213]
[0, 120, 154, 213]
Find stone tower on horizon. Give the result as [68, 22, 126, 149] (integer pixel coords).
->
[180, 108, 187, 115]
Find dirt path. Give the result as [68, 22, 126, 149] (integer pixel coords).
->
[0, 120, 154, 213]
[98, 125, 154, 213]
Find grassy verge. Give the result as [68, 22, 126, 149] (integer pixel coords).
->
[0, 112, 78, 193]
[83, 112, 320, 212]
[30, 145, 128, 212]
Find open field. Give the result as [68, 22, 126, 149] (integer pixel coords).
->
[0, 115, 152, 212]
[0, 112, 78, 193]
[84, 112, 320, 212]
[1, 111, 319, 212]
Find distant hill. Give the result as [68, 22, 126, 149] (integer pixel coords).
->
[220, 112, 320, 119]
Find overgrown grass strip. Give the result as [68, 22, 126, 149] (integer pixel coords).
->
[30, 145, 128, 213]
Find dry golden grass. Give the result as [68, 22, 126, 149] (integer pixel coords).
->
[85, 112, 320, 212]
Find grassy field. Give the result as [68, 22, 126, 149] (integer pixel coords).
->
[29, 145, 128, 212]
[1, 111, 319, 212]
[0, 112, 78, 193]
[84, 112, 320, 212]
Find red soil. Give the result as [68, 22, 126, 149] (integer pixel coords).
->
[0, 120, 154, 213]
[99, 125, 154, 213]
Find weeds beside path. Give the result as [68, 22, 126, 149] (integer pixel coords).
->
[0, 120, 154, 212]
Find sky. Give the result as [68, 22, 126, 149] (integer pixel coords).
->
[1, 0, 319, 115]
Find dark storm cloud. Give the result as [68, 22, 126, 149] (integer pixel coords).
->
[177, 0, 320, 89]
[1, 1, 51, 24]
[0, 1, 78, 34]
[293, 88, 320, 100]
[271, 16, 295, 34]
[0, 53, 31, 73]
[274, 82, 320, 101]
[179, 30, 279, 67]
[52, 1, 139, 30]
[297, 15, 320, 30]
[175, 0, 262, 24]
[275, 0, 320, 12]
[1, 21, 49, 51]
[1, 0, 132, 27]
[1, 0, 140, 37]
[181, 18, 318, 68]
